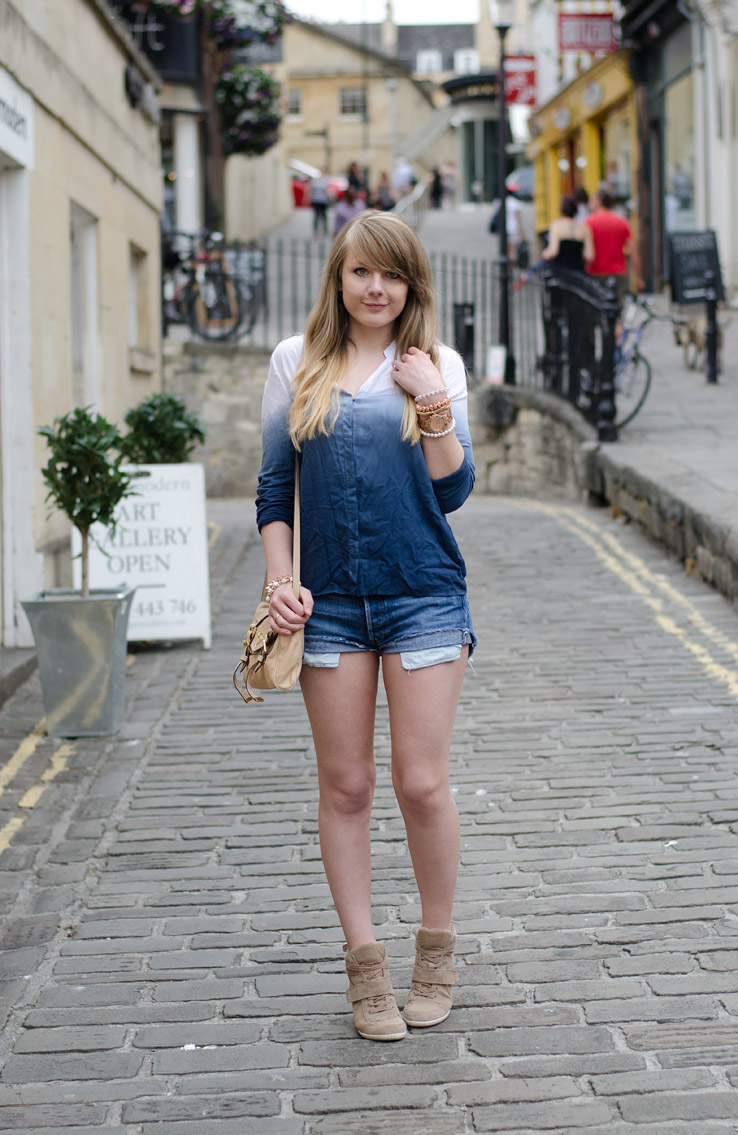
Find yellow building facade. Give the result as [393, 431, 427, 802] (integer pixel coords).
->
[528, 53, 637, 237]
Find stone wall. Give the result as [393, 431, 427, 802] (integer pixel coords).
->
[163, 339, 270, 499]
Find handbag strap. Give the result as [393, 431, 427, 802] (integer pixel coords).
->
[291, 455, 300, 598]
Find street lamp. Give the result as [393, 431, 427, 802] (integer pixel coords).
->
[489, 0, 516, 384]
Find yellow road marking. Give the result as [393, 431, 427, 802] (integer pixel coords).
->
[18, 742, 73, 809]
[0, 719, 46, 800]
[501, 498, 738, 704]
[208, 521, 222, 551]
[0, 817, 24, 854]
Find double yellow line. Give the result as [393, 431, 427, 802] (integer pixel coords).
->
[507, 499, 738, 703]
[0, 722, 74, 854]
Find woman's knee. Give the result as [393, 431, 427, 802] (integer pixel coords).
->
[393, 765, 449, 818]
[320, 767, 376, 816]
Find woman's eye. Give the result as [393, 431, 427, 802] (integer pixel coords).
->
[354, 267, 368, 276]
[386, 272, 401, 280]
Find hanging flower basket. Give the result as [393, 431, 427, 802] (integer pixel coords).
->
[111, 0, 290, 49]
[215, 65, 281, 156]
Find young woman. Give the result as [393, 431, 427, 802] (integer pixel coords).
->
[255, 211, 476, 1042]
[541, 193, 595, 271]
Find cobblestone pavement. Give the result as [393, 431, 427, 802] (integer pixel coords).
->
[3, 495, 738, 1134]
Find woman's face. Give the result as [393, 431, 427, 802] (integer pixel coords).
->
[340, 249, 409, 334]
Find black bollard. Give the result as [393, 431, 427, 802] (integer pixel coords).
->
[453, 302, 475, 375]
[704, 269, 718, 384]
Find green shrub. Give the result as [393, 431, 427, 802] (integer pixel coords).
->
[119, 392, 206, 464]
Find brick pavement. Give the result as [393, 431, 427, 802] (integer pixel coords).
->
[3, 495, 738, 1133]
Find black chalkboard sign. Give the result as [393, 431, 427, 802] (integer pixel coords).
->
[668, 231, 724, 305]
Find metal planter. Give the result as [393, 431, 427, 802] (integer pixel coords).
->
[22, 588, 135, 738]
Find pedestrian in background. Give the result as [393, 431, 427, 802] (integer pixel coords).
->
[574, 186, 590, 222]
[586, 188, 644, 307]
[309, 174, 331, 237]
[333, 187, 365, 236]
[255, 210, 476, 1043]
[374, 171, 394, 211]
[542, 194, 595, 271]
[430, 167, 443, 209]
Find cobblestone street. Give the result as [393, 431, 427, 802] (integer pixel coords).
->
[3, 495, 738, 1133]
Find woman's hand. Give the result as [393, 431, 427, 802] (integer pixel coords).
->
[392, 347, 445, 401]
[268, 582, 313, 635]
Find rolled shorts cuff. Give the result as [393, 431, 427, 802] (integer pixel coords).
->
[303, 644, 465, 671]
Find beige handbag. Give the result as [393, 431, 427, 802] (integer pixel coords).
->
[233, 463, 303, 704]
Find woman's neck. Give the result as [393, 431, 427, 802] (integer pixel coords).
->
[347, 323, 395, 354]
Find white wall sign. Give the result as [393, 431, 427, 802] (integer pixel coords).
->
[0, 65, 34, 169]
[73, 463, 212, 647]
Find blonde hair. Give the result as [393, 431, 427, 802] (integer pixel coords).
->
[289, 211, 440, 447]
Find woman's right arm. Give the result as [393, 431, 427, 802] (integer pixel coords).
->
[256, 337, 313, 634]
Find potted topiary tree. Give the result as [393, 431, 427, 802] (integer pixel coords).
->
[22, 407, 138, 737]
[81, 392, 212, 648]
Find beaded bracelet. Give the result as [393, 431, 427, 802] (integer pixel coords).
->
[419, 418, 456, 438]
[414, 387, 448, 403]
[264, 575, 293, 600]
[416, 398, 451, 416]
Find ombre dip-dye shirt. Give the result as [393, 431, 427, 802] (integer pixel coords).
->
[255, 336, 475, 598]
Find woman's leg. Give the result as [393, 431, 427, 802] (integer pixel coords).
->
[382, 649, 468, 929]
[300, 652, 380, 949]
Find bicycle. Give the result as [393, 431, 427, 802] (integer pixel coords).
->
[613, 295, 685, 428]
[162, 230, 250, 342]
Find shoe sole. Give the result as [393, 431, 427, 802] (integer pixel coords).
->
[356, 1027, 407, 1041]
[404, 1009, 451, 1028]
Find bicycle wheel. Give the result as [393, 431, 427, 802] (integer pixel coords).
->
[188, 266, 243, 341]
[614, 350, 651, 429]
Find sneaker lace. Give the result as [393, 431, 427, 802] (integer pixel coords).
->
[356, 961, 395, 1016]
[413, 946, 449, 998]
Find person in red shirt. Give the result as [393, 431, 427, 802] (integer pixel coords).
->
[585, 189, 644, 307]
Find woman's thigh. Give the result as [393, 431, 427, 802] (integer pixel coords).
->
[300, 652, 380, 786]
[382, 649, 468, 781]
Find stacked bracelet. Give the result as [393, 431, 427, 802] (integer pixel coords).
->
[419, 418, 456, 438]
[414, 387, 448, 403]
[264, 575, 292, 600]
[416, 397, 451, 416]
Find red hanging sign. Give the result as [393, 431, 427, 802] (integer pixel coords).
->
[558, 13, 617, 53]
[504, 55, 537, 107]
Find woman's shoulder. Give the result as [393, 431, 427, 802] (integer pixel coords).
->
[272, 334, 305, 365]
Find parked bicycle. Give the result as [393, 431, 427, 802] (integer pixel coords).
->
[614, 295, 686, 428]
[162, 230, 260, 342]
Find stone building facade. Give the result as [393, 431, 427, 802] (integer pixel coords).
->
[0, 0, 163, 645]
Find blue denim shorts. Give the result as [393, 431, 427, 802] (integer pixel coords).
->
[303, 593, 476, 672]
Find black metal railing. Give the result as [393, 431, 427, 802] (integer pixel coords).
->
[536, 268, 619, 441]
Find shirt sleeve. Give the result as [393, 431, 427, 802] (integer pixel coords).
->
[430, 346, 476, 514]
[255, 337, 301, 530]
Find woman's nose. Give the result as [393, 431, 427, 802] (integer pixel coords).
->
[367, 272, 384, 291]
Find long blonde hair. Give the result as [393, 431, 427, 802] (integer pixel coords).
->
[289, 211, 440, 447]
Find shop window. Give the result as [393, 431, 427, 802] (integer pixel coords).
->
[339, 88, 366, 118]
[664, 70, 695, 232]
[69, 202, 99, 407]
[416, 50, 443, 73]
[603, 102, 632, 207]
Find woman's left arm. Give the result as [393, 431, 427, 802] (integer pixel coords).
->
[393, 346, 475, 511]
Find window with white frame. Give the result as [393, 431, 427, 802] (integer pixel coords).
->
[339, 87, 366, 117]
[416, 49, 443, 73]
[454, 49, 479, 74]
[286, 88, 302, 118]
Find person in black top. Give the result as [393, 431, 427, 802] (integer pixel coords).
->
[542, 193, 595, 271]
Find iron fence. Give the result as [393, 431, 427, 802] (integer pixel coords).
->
[231, 238, 545, 385]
